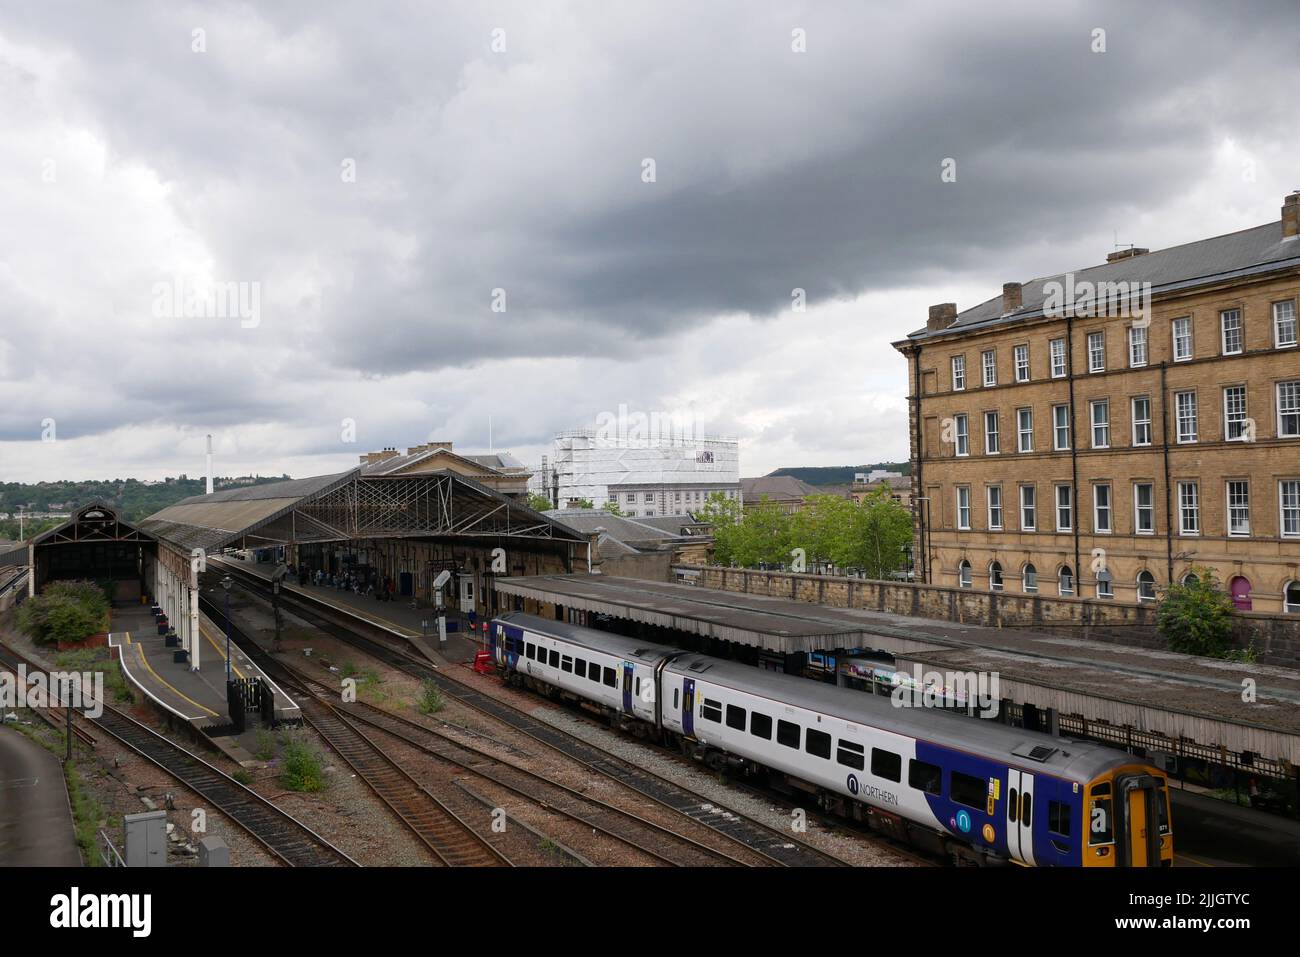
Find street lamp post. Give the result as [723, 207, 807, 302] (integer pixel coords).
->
[220, 574, 233, 681]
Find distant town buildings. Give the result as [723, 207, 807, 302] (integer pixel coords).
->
[533, 428, 740, 517]
[894, 191, 1300, 613]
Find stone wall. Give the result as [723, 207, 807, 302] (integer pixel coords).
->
[680, 565, 1300, 665]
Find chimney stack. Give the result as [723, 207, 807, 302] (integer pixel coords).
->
[1106, 246, 1149, 263]
[1283, 191, 1300, 240]
[1002, 282, 1023, 314]
[926, 302, 958, 332]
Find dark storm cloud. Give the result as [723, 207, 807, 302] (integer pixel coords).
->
[1, 0, 1298, 478]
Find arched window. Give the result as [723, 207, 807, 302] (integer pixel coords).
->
[1181, 572, 1199, 586]
[1229, 576, 1252, 611]
[1285, 581, 1300, 614]
[958, 560, 972, 588]
[989, 561, 1004, 591]
[1059, 565, 1074, 597]
[1022, 563, 1038, 593]
[1137, 571, 1157, 603]
[1096, 569, 1113, 599]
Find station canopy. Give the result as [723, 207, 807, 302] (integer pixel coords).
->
[137, 468, 588, 554]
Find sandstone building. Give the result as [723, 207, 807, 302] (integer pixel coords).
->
[893, 193, 1300, 613]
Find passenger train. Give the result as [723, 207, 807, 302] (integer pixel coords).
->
[489, 612, 1173, 867]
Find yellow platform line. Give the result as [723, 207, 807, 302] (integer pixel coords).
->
[198, 621, 246, 680]
[124, 632, 219, 719]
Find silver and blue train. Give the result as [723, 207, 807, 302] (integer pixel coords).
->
[490, 612, 1173, 867]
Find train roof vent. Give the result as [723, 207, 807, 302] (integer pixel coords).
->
[1012, 743, 1058, 763]
[688, 660, 712, 673]
[632, 649, 650, 656]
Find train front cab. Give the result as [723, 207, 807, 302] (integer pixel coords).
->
[1084, 765, 1173, 867]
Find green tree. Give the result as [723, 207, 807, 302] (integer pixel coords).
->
[602, 500, 626, 517]
[698, 491, 744, 564]
[573, 498, 595, 509]
[1157, 568, 1236, 657]
[526, 492, 555, 512]
[845, 487, 914, 579]
[790, 494, 856, 567]
[733, 498, 794, 567]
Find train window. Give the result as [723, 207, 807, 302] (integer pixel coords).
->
[701, 698, 723, 723]
[750, 712, 773, 740]
[574, 658, 587, 678]
[525, 643, 534, 660]
[806, 729, 831, 759]
[1048, 800, 1071, 836]
[725, 704, 746, 731]
[837, 740, 865, 771]
[1021, 792, 1032, 827]
[590, 664, 602, 685]
[870, 748, 900, 782]
[950, 771, 985, 810]
[634, 676, 641, 697]
[1156, 785, 1170, 835]
[603, 667, 617, 687]
[776, 720, 801, 749]
[549, 650, 560, 668]
[561, 656, 573, 673]
[1089, 783, 1114, 845]
[673, 688, 679, 709]
[1007, 788, 1018, 823]
[908, 760, 942, 795]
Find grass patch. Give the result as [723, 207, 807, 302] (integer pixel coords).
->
[354, 667, 387, 704]
[339, 661, 359, 679]
[65, 759, 112, 866]
[417, 680, 444, 715]
[253, 728, 276, 761]
[53, 647, 134, 704]
[232, 768, 253, 785]
[278, 730, 326, 792]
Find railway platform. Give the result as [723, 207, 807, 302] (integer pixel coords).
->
[213, 557, 485, 665]
[108, 603, 299, 760]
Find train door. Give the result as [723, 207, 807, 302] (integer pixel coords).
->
[621, 662, 634, 714]
[1117, 773, 1162, 867]
[1006, 769, 1036, 866]
[681, 678, 695, 738]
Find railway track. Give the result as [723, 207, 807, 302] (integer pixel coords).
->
[199, 593, 510, 867]
[268, 655, 761, 867]
[210, 561, 851, 867]
[0, 640, 356, 867]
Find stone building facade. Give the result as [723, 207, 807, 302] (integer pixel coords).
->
[893, 193, 1300, 613]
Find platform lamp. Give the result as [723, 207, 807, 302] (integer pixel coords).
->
[220, 574, 234, 681]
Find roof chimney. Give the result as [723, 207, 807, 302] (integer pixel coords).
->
[926, 302, 958, 332]
[1106, 246, 1149, 263]
[1283, 191, 1300, 240]
[1002, 282, 1023, 314]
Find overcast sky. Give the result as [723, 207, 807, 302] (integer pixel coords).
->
[1, 1, 1297, 484]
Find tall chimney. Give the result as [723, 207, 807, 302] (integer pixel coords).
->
[1002, 282, 1023, 314]
[1283, 191, 1300, 240]
[927, 302, 958, 332]
[205, 435, 214, 494]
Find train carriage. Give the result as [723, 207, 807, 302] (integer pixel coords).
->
[490, 612, 1173, 867]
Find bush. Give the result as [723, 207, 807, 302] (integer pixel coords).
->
[17, 580, 110, 646]
[1157, 568, 1235, 657]
[417, 680, 443, 715]
[278, 731, 325, 792]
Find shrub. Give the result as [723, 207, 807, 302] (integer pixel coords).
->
[278, 731, 325, 792]
[1157, 568, 1235, 657]
[17, 580, 110, 646]
[417, 680, 443, 715]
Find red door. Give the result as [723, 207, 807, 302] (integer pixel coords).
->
[1229, 576, 1252, 611]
